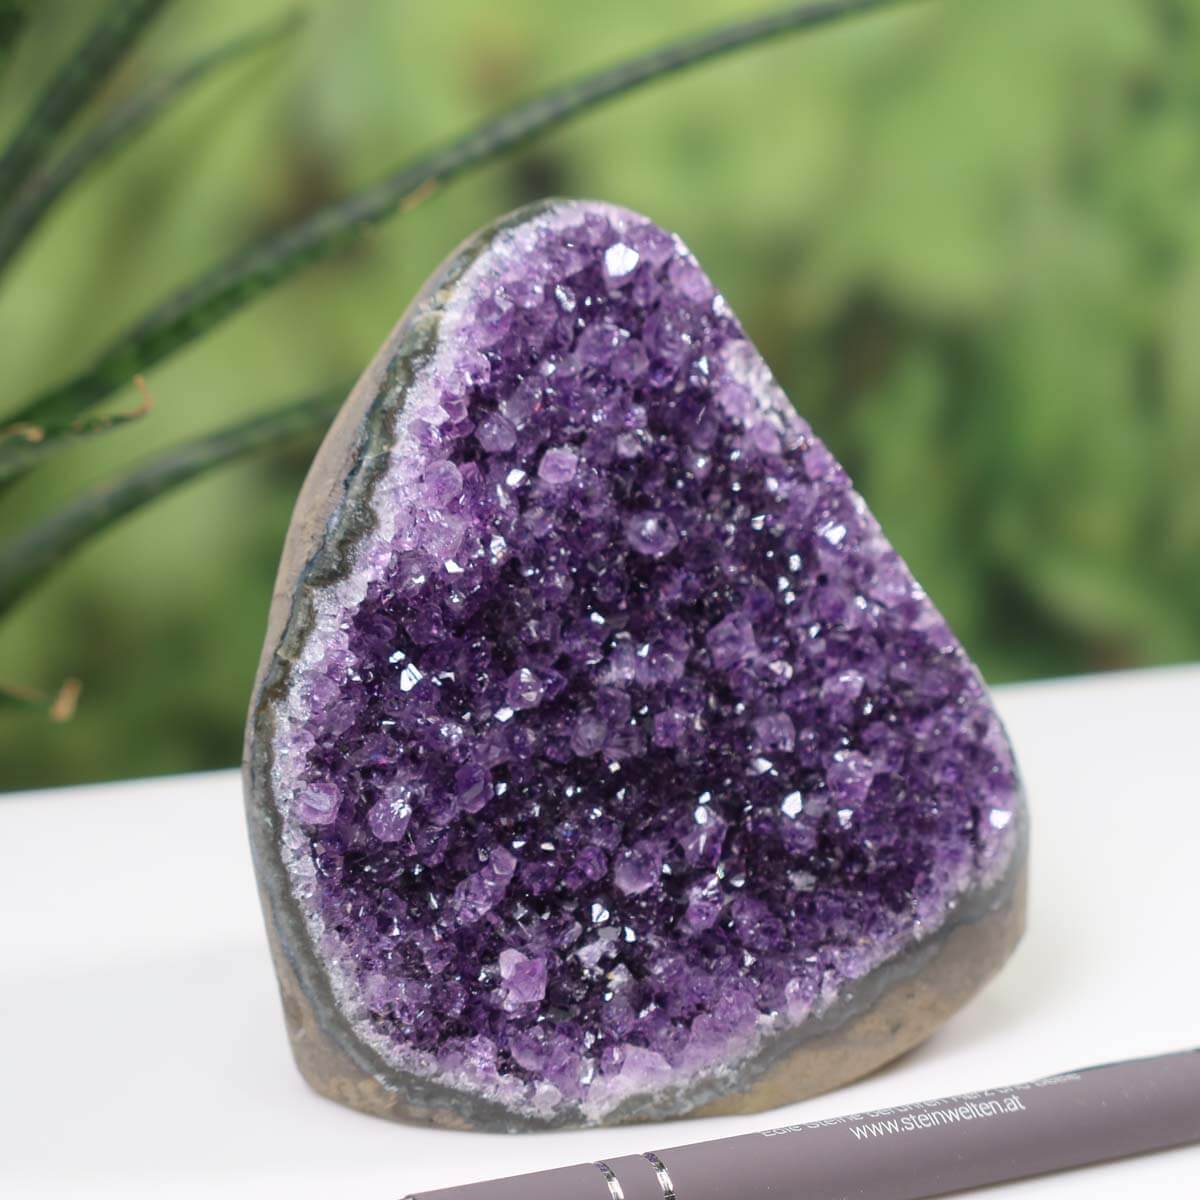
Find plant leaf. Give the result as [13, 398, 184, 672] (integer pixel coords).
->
[0, 10, 302, 275]
[0, 380, 155, 484]
[8, 0, 919, 436]
[0, 385, 342, 615]
[0, 0, 171, 215]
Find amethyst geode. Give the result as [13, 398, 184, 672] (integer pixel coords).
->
[245, 200, 1026, 1131]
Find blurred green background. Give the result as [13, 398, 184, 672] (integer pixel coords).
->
[2, 0, 1197, 791]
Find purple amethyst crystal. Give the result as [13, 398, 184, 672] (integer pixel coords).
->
[245, 200, 1025, 1131]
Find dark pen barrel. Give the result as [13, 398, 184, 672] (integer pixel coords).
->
[404, 1048, 1200, 1200]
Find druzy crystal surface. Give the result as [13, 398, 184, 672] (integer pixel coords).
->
[268, 201, 1021, 1122]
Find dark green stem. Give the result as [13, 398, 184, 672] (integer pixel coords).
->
[0, 0, 171, 214]
[0, 387, 341, 614]
[0, 10, 301, 275]
[0, 400, 153, 485]
[8, 0, 918, 433]
[0, 0, 31, 77]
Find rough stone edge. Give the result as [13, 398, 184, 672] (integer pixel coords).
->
[270, 849, 1025, 1132]
[686, 851, 1026, 1119]
[242, 198, 1029, 1132]
[244, 201, 564, 1134]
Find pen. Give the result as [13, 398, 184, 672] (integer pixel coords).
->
[403, 1046, 1200, 1199]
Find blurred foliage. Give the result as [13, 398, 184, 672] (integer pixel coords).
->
[1, 0, 1197, 791]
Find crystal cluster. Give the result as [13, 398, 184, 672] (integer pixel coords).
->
[267, 201, 1021, 1122]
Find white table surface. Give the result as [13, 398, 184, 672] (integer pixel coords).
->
[2, 664, 1198, 1199]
